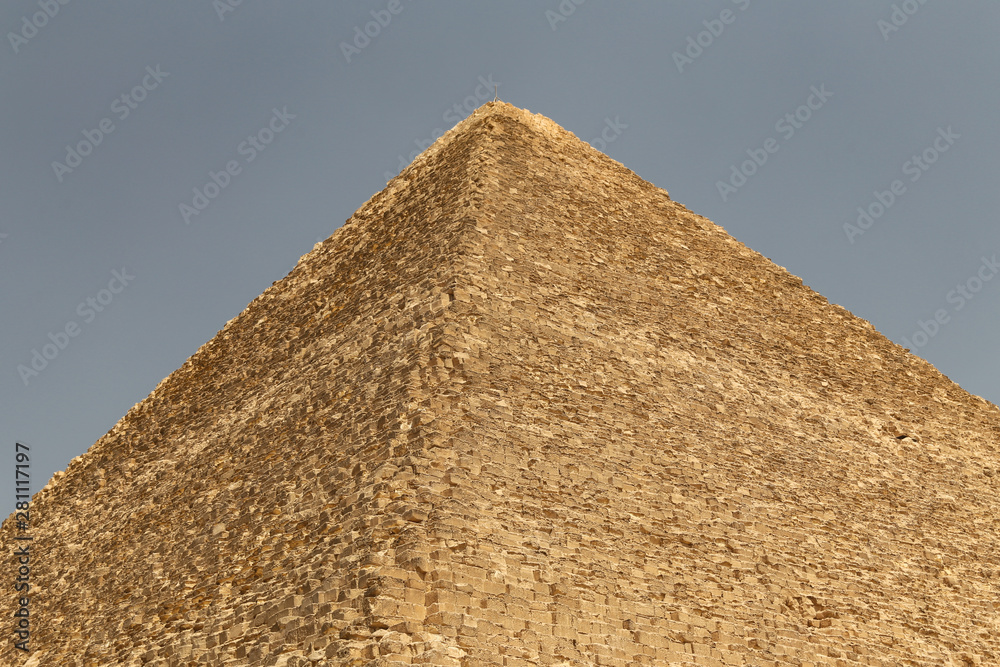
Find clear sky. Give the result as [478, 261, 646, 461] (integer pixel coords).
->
[3, 1, 999, 507]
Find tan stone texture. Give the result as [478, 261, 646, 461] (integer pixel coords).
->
[2, 102, 1000, 666]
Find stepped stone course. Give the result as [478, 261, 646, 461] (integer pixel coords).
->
[2, 102, 1000, 666]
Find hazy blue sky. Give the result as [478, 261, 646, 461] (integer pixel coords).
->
[3, 1, 999, 506]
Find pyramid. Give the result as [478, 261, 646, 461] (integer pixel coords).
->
[4, 102, 1000, 667]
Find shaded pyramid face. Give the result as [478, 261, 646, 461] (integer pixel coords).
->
[3, 102, 1000, 666]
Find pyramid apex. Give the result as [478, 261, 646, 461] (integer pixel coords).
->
[386, 99, 638, 197]
[465, 99, 579, 139]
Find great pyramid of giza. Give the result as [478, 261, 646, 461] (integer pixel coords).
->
[4, 102, 1000, 666]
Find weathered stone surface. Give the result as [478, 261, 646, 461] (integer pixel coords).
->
[2, 102, 1000, 665]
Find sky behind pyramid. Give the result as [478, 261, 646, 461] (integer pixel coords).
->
[3, 1, 1000, 508]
